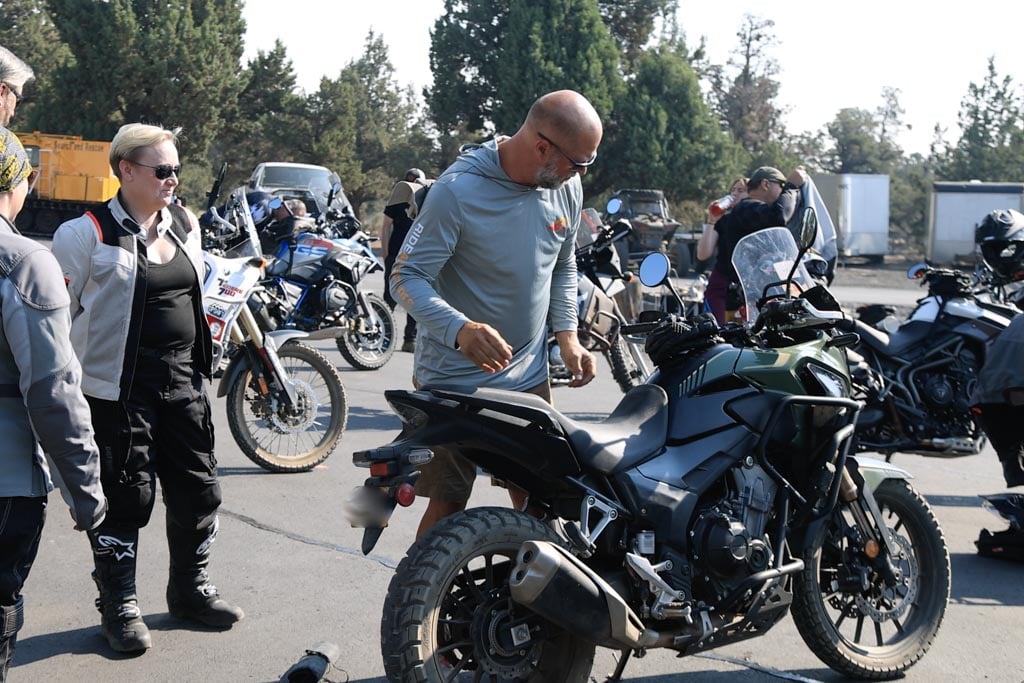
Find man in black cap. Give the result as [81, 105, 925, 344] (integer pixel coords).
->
[704, 165, 808, 324]
[380, 168, 431, 352]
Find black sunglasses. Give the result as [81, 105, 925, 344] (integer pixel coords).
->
[537, 132, 597, 171]
[4, 83, 22, 104]
[133, 161, 182, 180]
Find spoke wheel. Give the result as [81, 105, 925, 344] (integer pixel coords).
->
[336, 292, 396, 370]
[226, 341, 347, 472]
[792, 479, 950, 679]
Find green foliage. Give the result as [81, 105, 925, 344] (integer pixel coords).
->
[212, 40, 305, 192]
[824, 107, 901, 174]
[33, 0, 247, 202]
[427, 0, 510, 135]
[4, 0, 1020, 242]
[596, 44, 740, 204]
[492, 0, 622, 133]
[597, 0, 674, 68]
[705, 14, 785, 161]
[0, 0, 73, 129]
[933, 57, 1024, 182]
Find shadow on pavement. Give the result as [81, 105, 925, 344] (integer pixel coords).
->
[924, 494, 986, 508]
[345, 405, 401, 431]
[15, 625, 138, 664]
[950, 551, 1024, 605]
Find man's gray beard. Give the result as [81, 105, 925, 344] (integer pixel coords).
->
[536, 159, 569, 189]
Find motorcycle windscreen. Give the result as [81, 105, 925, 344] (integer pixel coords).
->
[731, 227, 813, 325]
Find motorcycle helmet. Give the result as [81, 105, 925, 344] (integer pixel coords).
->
[404, 168, 426, 184]
[976, 209, 1024, 282]
[246, 191, 284, 229]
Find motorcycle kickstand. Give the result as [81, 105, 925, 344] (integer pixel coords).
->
[606, 649, 632, 682]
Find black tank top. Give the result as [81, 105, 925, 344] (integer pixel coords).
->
[139, 245, 197, 350]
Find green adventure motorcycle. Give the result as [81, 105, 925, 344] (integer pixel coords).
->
[345, 212, 950, 682]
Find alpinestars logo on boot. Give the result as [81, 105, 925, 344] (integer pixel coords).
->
[94, 535, 137, 561]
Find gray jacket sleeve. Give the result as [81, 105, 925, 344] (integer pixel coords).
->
[388, 182, 471, 349]
[4, 248, 106, 529]
[548, 213, 579, 334]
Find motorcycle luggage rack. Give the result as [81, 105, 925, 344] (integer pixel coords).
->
[752, 395, 861, 513]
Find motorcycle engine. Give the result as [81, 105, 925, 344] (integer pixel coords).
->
[320, 281, 352, 314]
[912, 347, 979, 434]
[689, 466, 777, 604]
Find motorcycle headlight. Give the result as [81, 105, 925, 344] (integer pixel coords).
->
[805, 363, 849, 398]
[805, 363, 850, 427]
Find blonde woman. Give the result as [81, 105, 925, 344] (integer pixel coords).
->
[52, 123, 243, 655]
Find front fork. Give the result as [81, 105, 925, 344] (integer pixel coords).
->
[837, 459, 907, 586]
[231, 303, 301, 407]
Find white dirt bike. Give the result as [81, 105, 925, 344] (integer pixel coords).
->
[202, 185, 348, 472]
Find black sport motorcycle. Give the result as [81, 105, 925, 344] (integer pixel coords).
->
[850, 262, 1016, 459]
[346, 216, 949, 682]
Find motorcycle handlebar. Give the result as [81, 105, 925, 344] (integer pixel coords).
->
[619, 321, 662, 336]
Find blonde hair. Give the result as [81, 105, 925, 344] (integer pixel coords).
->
[109, 123, 181, 179]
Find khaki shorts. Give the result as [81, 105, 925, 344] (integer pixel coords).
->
[413, 379, 552, 505]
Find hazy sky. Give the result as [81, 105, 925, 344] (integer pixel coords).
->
[242, 1, 1024, 157]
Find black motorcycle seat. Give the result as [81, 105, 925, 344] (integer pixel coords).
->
[561, 384, 669, 474]
[854, 319, 933, 357]
[428, 384, 668, 476]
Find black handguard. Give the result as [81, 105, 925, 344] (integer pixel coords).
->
[644, 313, 721, 368]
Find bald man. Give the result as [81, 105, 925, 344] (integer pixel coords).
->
[390, 90, 602, 536]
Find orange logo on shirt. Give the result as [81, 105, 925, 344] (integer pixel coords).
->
[548, 216, 569, 233]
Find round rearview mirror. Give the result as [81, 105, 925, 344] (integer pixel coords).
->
[907, 263, 929, 280]
[606, 197, 622, 215]
[638, 252, 671, 287]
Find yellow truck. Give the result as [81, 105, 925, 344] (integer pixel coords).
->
[13, 131, 120, 236]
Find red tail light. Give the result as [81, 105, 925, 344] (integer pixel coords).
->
[396, 483, 416, 507]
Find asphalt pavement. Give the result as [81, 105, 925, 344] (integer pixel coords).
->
[10, 271, 1023, 683]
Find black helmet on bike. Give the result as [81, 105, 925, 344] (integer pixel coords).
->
[976, 209, 1024, 282]
[246, 191, 285, 229]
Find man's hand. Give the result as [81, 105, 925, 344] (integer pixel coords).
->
[456, 321, 513, 373]
[788, 165, 808, 188]
[555, 330, 596, 387]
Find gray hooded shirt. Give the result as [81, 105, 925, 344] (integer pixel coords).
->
[390, 139, 580, 390]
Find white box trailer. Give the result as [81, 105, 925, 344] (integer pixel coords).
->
[927, 181, 1024, 263]
[813, 173, 889, 262]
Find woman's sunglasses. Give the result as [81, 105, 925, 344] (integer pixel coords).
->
[133, 161, 182, 180]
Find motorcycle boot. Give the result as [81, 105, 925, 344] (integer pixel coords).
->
[976, 493, 1024, 562]
[166, 518, 244, 628]
[1, 596, 25, 681]
[88, 528, 151, 653]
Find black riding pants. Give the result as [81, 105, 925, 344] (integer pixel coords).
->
[0, 497, 45, 607]
[87, 346, 221, 538]
[977, 403, 1024, 488]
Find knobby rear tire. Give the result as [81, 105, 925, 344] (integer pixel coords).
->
[380, 507, 595, 682]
